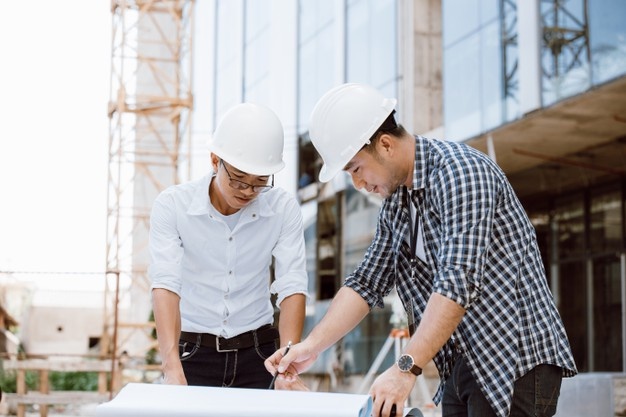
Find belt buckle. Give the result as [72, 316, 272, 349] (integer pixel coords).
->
[215, 336, 236, 352]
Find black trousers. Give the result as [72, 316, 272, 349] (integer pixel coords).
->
[179, 337, 277, 388]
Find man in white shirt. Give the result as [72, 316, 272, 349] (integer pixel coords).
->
[149, 103, 308, 389]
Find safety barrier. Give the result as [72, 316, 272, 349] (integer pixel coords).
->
[2, 358, 113, 417]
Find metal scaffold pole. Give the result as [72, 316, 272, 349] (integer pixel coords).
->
[102, 0, 195, 385]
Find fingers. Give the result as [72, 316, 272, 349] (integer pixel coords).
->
[264, 351, 281, 374]
[373, 399, 400, 417]
[264, 345, 296, 376]
[276, 345, 296, 373]
[274, 371, 310, 391]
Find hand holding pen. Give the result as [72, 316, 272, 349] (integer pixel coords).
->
[268, 341, 292, 389]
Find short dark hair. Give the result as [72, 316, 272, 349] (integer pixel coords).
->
[364, 110, 408, 151]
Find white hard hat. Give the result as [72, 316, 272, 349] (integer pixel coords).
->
[309, 83, 397, 183]
[208, 103, 286, 175]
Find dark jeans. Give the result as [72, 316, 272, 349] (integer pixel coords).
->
[442, 356, 562, 417]
[179, 338, 277, 388]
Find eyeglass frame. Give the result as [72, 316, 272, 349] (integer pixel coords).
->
[219, 159, 274, 193]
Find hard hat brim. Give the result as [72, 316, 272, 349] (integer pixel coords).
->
[316, 97, 397, 183]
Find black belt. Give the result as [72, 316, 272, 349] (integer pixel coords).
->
[180, 325, 279, 352]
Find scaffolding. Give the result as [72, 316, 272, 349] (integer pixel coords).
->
[103, 0, 194, 385]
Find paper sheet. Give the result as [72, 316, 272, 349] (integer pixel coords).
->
[96, 383, 373, 417]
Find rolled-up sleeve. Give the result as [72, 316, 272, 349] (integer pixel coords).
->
[269, 196, 309, 307]
[431, 157, 498, 309]
[148, 192, 184, 296]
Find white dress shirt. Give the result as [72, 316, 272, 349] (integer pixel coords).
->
[148, 174, 308, 338]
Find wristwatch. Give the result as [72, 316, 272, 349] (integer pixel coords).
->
[396, 354, 422, 376]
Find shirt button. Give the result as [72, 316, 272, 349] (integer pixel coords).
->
[252, 213, 256, 218]
[228, 270, 232, 275]
[229, 237, 233, 241]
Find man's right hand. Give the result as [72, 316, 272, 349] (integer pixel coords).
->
[264, 341, 318, 382]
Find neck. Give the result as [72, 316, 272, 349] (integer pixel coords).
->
[209, 180, 238, 216]
[401, 136, 416, 188]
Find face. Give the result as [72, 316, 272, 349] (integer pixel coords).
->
[210, 156, 272, 212]
[343, 138, 406, 199]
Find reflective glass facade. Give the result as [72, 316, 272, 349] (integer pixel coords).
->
[443, 0, 626, 140]
[297, 0, 336, 131]
[244, 0, 271, 103]
[442, 0, 519, 141]
[346, 0, 398, 98]
[214, 1, 243, 119]
[541, 0, 626, 105]
[526, 184, 626, 372]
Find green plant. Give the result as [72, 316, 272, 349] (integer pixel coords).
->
[0, 368, 38, 393]
[49, 371, 98, 391]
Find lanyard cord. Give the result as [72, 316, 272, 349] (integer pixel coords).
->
[405, 189, 420, 269]
[405, 189, 419, 337]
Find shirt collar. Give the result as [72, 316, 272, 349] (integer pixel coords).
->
[187, 173, 277, 218]
[187, 174, 213, 215]
[411, 135, 428, 191]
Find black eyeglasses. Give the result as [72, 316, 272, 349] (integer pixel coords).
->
[220, 160, 274, 193]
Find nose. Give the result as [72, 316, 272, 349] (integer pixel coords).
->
[241, 186, 258, 197]
[351, 173, 366, 190]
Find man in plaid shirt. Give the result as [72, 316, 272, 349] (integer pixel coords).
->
[265, 83, 576, 417]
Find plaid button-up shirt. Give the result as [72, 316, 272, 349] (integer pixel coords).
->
[345, 136, 577, 417]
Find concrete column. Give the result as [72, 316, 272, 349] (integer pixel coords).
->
[409, 0, 443, 135]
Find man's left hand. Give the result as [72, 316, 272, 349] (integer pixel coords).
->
[369, 365, 416, 417]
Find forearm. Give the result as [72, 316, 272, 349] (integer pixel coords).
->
[306, 286, 369, 353]
[277, 293, 306, 347]
[152, 288, 183, 371]
[404, 292, 466, 367]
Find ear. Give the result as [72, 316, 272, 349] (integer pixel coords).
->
[210, 153, 219, 171]
[377, 133, 394, 156]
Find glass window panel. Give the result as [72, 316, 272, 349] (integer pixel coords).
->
[502, 0, 519, 122]
[443, 0, 480, 47]
[245, 0, 270, 42]
[553, 194, 585, 259]
[444, 34, 481, 140]
[480, 0, 499, 25]
[369, 0, 396, 88]
[343, 308, 393, 373]
[215, 2, 242, 118]
[244, 0, 270, 102]
[590, 188, 622, 253]
[480, 20, 504, 132]
[558, 261, 588, 372]
[216, 2, 240, 69]
[540, 0, 591, 106]
[297, 1, 336, 132]
[344, 187, 380, 277]
[297, 0, 336, 129]
[303, 202, 318, 301]
[346, 0, 370, 83]
[244, 30, 269, 96]
[526, 203, 551, 273]
[592, 255, 623, 371]
[299, 0, 335, 42]
[346, 0, 397, 90]
[588, 0, 626, 84]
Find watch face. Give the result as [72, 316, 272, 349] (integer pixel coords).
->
[397, 354, 414, 372]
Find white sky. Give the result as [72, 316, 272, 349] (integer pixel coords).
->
[0, 1, 111, 284]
